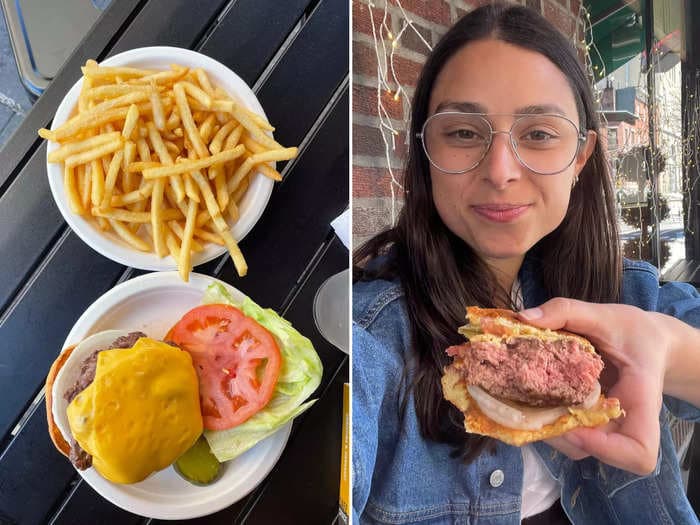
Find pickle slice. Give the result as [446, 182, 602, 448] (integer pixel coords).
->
[174, 435, 222, 485]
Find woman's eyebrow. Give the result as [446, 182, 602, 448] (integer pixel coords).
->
[433, 101, 568, 116]
[434, 101, 487, 113]
[513, 104, 567, 115]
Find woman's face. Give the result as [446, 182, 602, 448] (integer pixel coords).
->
[427, 39, 595, 266]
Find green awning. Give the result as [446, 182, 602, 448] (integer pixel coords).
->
[585, 0, 645, 80]
[584, 0, 682, 79]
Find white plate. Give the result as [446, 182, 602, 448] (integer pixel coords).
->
[59, 271, 291, 519]
[46, 46, 274, 271]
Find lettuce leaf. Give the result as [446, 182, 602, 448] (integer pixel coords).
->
[200, 283, 323, 462]
[457, 323, 482, 340]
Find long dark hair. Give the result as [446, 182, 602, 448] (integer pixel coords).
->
[353, 2, 621, 460]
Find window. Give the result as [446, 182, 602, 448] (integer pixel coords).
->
[589, 0, 687, 276]
[608, 128, 618, 151]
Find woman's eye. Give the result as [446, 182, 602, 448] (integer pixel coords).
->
[448, 129, 479, 140]
[524, 129, 555, 141]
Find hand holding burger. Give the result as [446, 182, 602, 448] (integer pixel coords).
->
[516, 298, 700, 476]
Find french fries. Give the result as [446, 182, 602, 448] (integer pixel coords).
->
[41, 60, 295, 281]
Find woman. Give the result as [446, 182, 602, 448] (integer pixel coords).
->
[352, 3, 700, 524]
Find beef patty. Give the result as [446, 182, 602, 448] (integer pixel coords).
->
[446, 336, 603, 407]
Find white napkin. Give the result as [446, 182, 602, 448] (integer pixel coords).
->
[331, 209, 350, 250]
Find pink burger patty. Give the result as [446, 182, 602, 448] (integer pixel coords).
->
[446, 337, 603, 407]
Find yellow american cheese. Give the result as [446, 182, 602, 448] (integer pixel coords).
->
[67, 337, 203, 484]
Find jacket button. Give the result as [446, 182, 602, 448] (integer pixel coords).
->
[489, 469, 504, 487]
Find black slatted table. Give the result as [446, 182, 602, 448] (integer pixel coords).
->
[0, 1, 349, 523]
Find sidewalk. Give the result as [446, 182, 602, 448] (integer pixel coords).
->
[0, 10, 32, 147]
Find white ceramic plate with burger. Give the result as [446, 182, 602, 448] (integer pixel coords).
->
[44, 272, 323, 519]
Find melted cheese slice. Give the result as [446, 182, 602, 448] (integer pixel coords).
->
[67, 338, 203, 484]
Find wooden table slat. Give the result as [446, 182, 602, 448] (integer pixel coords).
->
[0, 233, 124, 443]
[689, 264, 700, 285]
[49, 481, 145, 525]
[257, 0, 350, 149]
[108, 0, 229, 56]
[0, 142, 64, 314]
[198, 0, 314, 86]
[0, 403, 78, 525]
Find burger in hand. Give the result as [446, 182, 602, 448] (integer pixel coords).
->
[441, 307, 623, 446]
[45, 330, 203, 484]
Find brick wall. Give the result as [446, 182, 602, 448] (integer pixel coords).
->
[352, 0, 583, 247]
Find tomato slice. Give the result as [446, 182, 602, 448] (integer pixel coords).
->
[166, 304, 281, 430]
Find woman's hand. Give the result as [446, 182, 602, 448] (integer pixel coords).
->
[517, 298, 684, 476]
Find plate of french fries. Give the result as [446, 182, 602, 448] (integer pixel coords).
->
[42, 46, 297, 280]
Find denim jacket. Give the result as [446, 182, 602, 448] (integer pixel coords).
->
[353, 258, 700, 524]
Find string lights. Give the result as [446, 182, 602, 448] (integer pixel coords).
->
[366, 0, 432, 224]
[577, 4, 606, 87]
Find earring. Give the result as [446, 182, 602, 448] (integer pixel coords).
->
[572, 174, 579, 187]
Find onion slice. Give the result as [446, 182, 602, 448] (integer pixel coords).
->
[580, 380, 601, 409]
[466, 382, 601, 431]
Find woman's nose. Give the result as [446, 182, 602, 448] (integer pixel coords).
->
[480, 132, 523, 188]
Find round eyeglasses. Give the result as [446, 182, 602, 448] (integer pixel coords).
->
[417, 112, 589, 175]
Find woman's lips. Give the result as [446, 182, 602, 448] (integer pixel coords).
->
[471, 204, 531, 223]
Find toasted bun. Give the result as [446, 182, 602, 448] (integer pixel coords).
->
[461, 306, 595, 353]
[442, 365, 623, 446]
[45, 345, 76, 457]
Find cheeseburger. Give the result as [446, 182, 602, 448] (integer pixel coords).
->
[441, 307, 623, 446]
[45, 330, 203, 484]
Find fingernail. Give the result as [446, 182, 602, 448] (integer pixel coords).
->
[519, 307, 542, 320]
